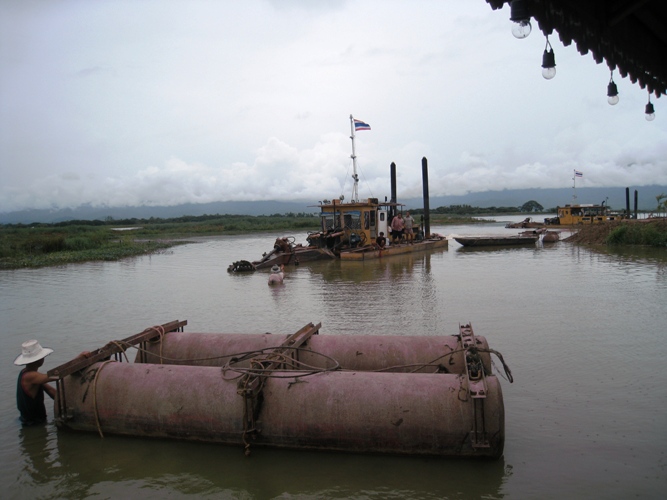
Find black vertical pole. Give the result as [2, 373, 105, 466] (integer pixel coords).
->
[634, 190, 638, 219]
[625, 187, 630, 216]
[422, 157, 431, 238]
[390, 162, 397, 221]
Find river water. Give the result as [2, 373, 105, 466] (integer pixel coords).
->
[1, 216, 666, 499]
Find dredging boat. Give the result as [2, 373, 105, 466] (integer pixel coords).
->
[304, 195, 448, 261]
[544, 203, 627, 225]
[228, 116, 447, 271]
[47, 320, 511, 459]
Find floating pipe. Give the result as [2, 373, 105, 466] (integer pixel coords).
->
[135, 332, 492, 375]
[56, 362, 504, 458]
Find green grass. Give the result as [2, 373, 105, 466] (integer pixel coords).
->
[606, 223, 667, 246]
[0, 225, 191, 269]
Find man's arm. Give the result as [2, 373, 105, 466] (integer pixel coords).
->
[21, 370, 53, 399]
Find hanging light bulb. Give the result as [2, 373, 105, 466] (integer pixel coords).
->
[645, 94, 655, 121]
[607, 72, 619, 105]
[510, 0, 532, 39]
[541, 37, 556, 80]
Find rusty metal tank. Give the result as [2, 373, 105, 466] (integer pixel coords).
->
[56, 361, 504, 458]
[135, 332, 492, 375]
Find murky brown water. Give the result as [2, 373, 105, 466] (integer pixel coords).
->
[2, 217, 666, 499]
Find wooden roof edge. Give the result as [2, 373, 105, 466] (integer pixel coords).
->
[485, 0, 667, 97]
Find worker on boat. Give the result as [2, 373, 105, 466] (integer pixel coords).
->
[403, 211, 415, 244]
[391, 213, 404, 243]
[273, 238, 291, 253]
[268, 264, 284, 285]
[14, 340, 90, 426]
[375, 232, 387, 250]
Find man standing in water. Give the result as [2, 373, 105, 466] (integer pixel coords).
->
[15, 340, 89, 425]
[15, 340, 56, 426]
[268, 264, 285, 285]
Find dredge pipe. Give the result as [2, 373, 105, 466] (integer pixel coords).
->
[56, 362, 504, 458]
[135, 332, 492, 375]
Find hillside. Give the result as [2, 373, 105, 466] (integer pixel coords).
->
[2, 185, 665, 224]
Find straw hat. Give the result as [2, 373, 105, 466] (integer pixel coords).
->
[14, 340, 54, 366]
[271, 265, 281, 273]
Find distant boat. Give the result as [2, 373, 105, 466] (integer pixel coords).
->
[505, 217, 545, 229]
[453, 234, 539, 247]
[545, 202, 627, 225]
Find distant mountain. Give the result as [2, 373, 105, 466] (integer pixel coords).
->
[416, 185, 667, 213]
[2, 185, 665, 224]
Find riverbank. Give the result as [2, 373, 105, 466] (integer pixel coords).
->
[564, 218, 667, 246]
[0, 214, 485, 269]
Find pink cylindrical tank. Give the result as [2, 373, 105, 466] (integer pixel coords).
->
[56, 362, 504, 458]
[136, 332, 492, 375]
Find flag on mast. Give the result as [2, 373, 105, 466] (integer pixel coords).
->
[574, 170, 583, 177]
[354, 119, 371, 131]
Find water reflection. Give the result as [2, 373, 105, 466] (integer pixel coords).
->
[38, 431, 510, 499]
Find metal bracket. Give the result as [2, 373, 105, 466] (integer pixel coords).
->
[460, 323, 490, 449]
[236, 322, 321, 455]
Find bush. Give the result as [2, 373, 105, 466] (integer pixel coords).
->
[64, 236, 100, 251]
[606, 223, 667, 246]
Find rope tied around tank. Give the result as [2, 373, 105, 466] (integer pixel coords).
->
[92, 360, 115, 439]
[144, 325, 166, 364]
[224, 344, 340, 456]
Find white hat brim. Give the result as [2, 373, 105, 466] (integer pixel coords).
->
[14, 348, 53, 366]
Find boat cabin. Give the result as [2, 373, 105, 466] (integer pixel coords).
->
[555, 204, 625, 225]
[307, 198, 397, 253]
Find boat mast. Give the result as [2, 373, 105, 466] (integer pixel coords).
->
[349, 114, 359, 202]
[572, 169, 577, 203]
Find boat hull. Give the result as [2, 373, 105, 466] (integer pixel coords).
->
[252, 247, 335, 269]
[454, 236, 538, 247]
[339, 237, 448, 261]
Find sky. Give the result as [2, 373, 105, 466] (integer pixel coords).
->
[1, 0, 666, 214]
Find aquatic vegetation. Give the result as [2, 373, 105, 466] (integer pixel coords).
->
[606, 220, 667, 247]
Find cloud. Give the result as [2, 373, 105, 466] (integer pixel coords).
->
[1, 0, 665, 213]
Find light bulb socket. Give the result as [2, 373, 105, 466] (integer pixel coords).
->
[542, 48, 556, 69]
[607, 81, 618, 98]
[645, 102, 655, 115]
[510, 0, 530, 22]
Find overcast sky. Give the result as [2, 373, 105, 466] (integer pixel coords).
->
[1, 0, 666, 213]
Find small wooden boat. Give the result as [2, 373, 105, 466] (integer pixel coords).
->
[454, 234, 539, 247]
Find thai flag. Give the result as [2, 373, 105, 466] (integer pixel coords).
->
[354, 119, 371, 131]
[575, 170, 583, 177]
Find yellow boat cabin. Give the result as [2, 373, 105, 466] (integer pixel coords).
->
[553, 204, 626, 225]
[307, 198, 392, 251]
